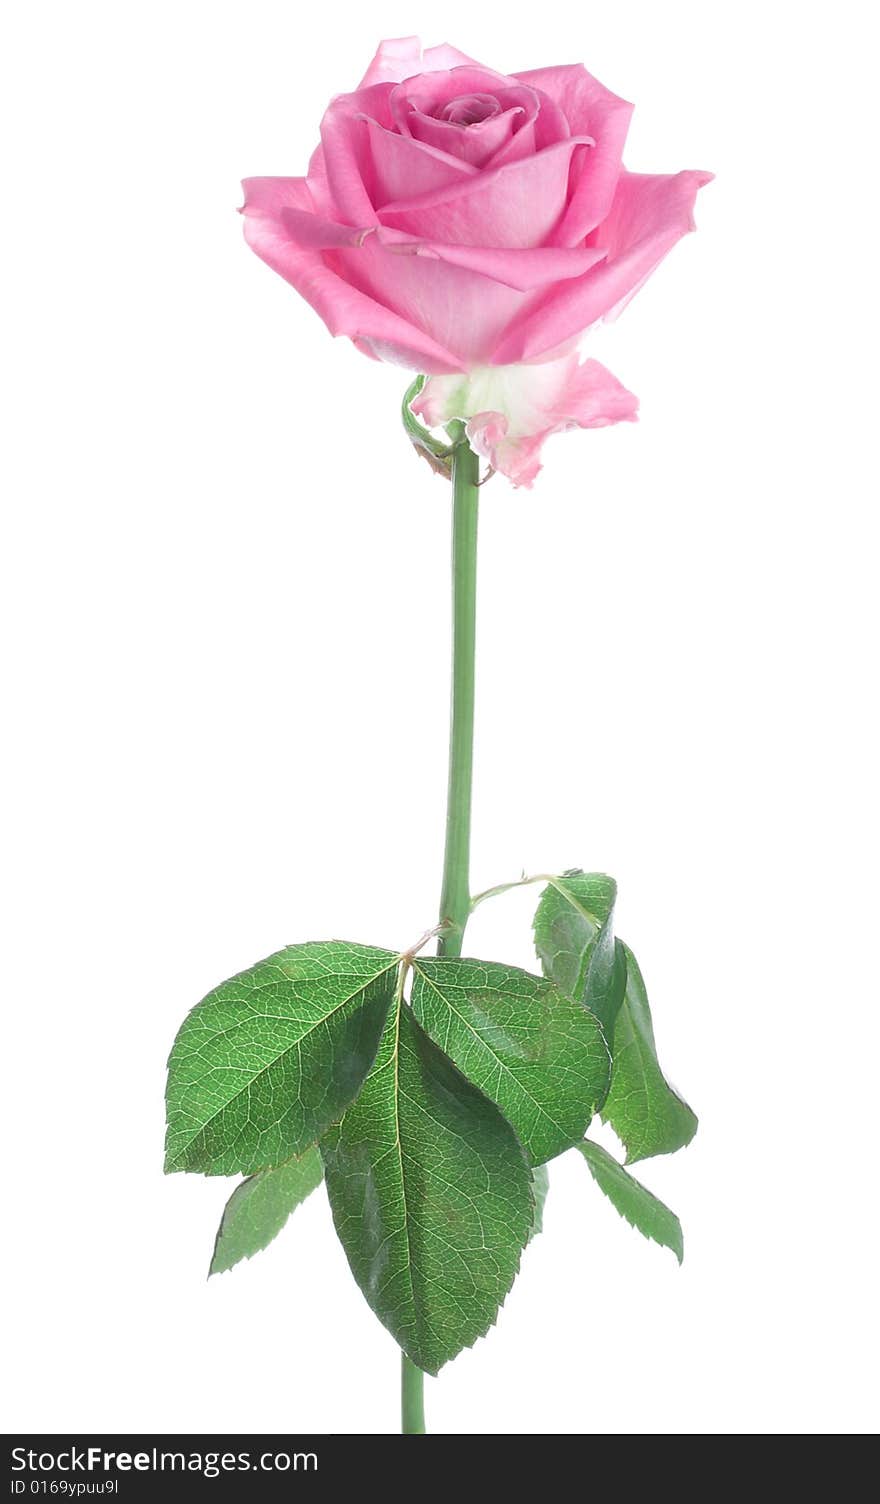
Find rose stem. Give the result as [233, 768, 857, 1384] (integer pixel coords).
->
[401, 429, 480, 1436]
[401, 1356, 426, 1437]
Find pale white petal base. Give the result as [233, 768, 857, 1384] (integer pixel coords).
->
[412, 355, 638, 486]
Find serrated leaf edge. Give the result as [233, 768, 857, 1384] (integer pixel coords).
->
[600, 940, 698, 1165]
[208, 1149, 325, 1278]
[411, 957, 603, 1165]
[165, 943, 401, 1175]
[578, 1139, 684, 1264]
[323, 983, 535, 1375]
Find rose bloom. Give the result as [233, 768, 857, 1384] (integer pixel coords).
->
[243, 37, 711, 485]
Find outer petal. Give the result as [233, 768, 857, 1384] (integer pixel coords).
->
[515, 65, 633, 242]
[317, 87, 393, 223]
[413, 355, 638, 486]
[358, 36, 477, 88]
[492, 169, 713, 363]
[242, 181, 606, 368]
[240, 177, 465, 372]
[334, 239, 529, 364]
[267, 203, 607, 290]
[392, 239, 605, 291]
[378, 136, 593, 248]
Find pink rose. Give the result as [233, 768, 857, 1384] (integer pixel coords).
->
[242, 36, 710, 484]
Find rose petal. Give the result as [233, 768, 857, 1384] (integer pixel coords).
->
[317, 87, 394, 223]
[276, 204, 375, 249]
[392, 70, 561, 169]
[333, 239, 527, 364]
[240, 177, 465, 372]
[466, 421, 546, 486]
[378, 136, 593, 247]
[272, 204, 608, 290]
[414, 355, 638, 485]
[484, 115, 537, 168]
[515, 65, 633, 242]
[363, 118, 477, 208]
[304, 143, 333, 217]
[391, 71, 545, 169]
[390, 67, 518, 134]
[358, 36, 477, 88]
[406, 103, 525, 167]
[392, 239, 606, 291]
[492, 169, 713, 363]
[526, 85, 571, 152]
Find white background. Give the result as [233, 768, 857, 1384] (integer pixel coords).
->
[3, 0, 878, 1436]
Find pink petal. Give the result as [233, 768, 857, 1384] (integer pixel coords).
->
[514, 65, 633, 242]
[413, 355, 638, 486]
[240, 177, 465, 373]
[357, 37, 477, 88]
[378, 136, 593, 247]
[268, 201, 608, 290]
[363, 118, 477, 209]
[242, 176, 317, 217]
[527, 89, 572, 152]
[485, 115, 537, 168]
[492, 169, 712, 363]
[406, 103, 525, 167]
[391, 239, 606, 291]
[465, 419, 546, 487]
[390, 66, 517, 133]
[333, 238, 527, 364]
[304, 143, 333, 216]
[391, 71, 549, 169]
[317, 88, 392, 223]
[276, 205, 375, 250]
[243, 185, 609, 366]
[464, 356, 640, 486]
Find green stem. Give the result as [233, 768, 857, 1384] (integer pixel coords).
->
[438, 435, 480, 963]
[401, 1354, 426, 1435]
[400, 434, 480, 1437]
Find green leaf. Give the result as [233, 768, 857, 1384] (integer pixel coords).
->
[529, 1163, 550, 1241]
[533, 878, 696, 1163]
[165, 942, 398, 1176]
[578, 1140, 683, 1263]
[410, 957, 610, 1165]
[602, 943, 698, 1164]
[533, 871, 625, 1037]
[321, 998, 533, 1375]
[209, 1149, 324, 1276]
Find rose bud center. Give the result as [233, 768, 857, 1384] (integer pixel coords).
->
[439, 93, 503, 127]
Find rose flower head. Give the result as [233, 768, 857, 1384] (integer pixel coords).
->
[242, 37, 711, 485]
